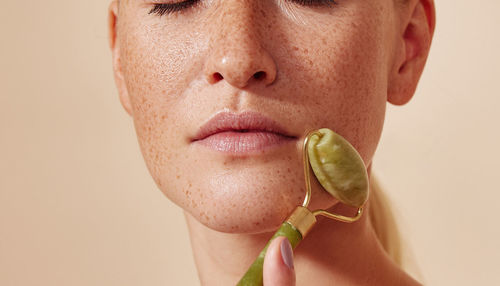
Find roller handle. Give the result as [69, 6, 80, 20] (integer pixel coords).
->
[236, 222, 302, 286]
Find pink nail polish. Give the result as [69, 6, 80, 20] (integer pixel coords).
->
[280, 238, 294, 270]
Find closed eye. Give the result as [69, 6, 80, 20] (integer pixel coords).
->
[148, 0, 338, 17]
[149, 0, 201, 16]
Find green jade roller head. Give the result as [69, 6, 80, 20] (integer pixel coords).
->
[306, 128, 369, 209]
[237, 128, 369, 286]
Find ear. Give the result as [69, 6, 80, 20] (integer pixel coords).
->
[387, 0, 436, 106]
[108, 0, 133, 116]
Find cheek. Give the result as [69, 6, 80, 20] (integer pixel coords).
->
[119, 17, 205, 185]
[336, 23, 388, 166]
[278, 10, 388, 166]
[118, 20, 195, 205]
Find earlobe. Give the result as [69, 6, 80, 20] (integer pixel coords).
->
[387, 0, 436, 106]
[108, 0, 133, 116]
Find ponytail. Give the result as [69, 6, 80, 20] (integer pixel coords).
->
[368, 176, 403, 266]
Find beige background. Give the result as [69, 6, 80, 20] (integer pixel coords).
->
[1, 0, 499, 285]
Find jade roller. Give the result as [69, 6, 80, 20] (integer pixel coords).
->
[236, 128, 369, 286]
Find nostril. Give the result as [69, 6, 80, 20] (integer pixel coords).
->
[253, 71, 265, 80]
[213, 72, 223, 82]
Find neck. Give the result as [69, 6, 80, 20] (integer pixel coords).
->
[184, 200, 421, 286]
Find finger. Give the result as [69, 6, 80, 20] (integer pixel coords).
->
[263, 236, 296, 286]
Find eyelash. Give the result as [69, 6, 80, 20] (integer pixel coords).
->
[149, 0, 338, 17]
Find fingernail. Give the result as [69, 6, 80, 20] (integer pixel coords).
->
[280, 238, 294, 270]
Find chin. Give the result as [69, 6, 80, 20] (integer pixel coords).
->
[194, 178, 303, 233]
[174, 168, 337, 234]
[187, 206, 288, 234]
[149, 137, 339, 234]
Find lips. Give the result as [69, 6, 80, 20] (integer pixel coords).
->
[192, 111, 297, 153]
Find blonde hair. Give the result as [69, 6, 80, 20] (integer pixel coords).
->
[368, 176, 403, 266]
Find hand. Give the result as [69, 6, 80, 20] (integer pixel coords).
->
[263, 236, 296, 286]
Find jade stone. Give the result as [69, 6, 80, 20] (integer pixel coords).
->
[307, 128, 369, 208]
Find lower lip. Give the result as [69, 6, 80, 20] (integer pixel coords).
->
[194, 131, 295, 153]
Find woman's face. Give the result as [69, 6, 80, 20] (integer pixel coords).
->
[113, 0, 399, 233]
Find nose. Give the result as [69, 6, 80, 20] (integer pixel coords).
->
[203, 2, 277, 88]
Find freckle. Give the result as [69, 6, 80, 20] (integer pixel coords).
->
[201, 212, 208, 221]
[176, 175, 180, 179]
[189, 183, 192, 188]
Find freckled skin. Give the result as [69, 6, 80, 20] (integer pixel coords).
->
[115, 1, 395, 233]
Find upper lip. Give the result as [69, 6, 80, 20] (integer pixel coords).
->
[192, 111, 296, 141]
